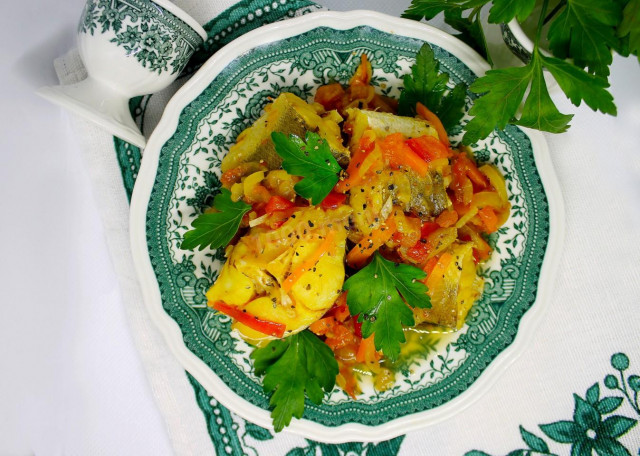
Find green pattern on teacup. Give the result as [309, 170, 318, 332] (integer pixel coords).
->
[143, 23, 550, 427]
[79, 0, 202, 75]
[112, 0, 320, 199]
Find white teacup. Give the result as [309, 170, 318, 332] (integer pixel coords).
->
[38, 0, 207, 148]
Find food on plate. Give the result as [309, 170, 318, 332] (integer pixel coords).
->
[182, 44, 510, 431]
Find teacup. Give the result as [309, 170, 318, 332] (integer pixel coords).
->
[38, 0, 207, 148]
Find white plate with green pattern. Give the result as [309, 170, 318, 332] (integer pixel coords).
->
[130, 10, 564, 442]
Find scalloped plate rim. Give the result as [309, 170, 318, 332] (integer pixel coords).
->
[129, 10, 565, 443]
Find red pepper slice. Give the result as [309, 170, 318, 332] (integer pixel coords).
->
[264, 195, 296, 214]
[320, 191, 347, 210]
[353, 317, 363, 339]
[210, 301, 286, 338]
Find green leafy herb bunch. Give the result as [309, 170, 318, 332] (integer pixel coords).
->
[403, 0, 640, 144]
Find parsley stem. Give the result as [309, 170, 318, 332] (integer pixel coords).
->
[534, 0, 550, 53]
[469, 6, 482, 22]
[542, 0, 566, 26]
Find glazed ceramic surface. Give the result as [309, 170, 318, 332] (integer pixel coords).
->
[78, 0, 206, 94]
[130, 11, 564, 442]
[37, 0, 206, 148]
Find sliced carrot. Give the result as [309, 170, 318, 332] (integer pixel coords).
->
[425, 252, 453, 289]
[380, 133, 430, 177]
[335, 134, 376, 193]
[282, 231, 336, 293]
[478, 206, 499, 233]
[350, 54, 372, 86]
[435, 209, 459, 228]
[416, 102, 449, 148]
[356, 334, 377, 364]
[423, 256, 440, 277]
[309, 316, 336, 336]
[346, 215, 397, 268]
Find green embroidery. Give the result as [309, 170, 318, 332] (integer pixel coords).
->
[79, 0, 202, 75]
[466, 353, 639, 456]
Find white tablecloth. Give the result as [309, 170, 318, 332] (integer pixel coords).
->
[1, 0, 639, 455]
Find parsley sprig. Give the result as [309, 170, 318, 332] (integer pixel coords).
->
[398, 43, 468, 134]
[181, 188, 251, 251]
[251, 330, 339, 432]
[343, 252, 431, 362]
[271, 131, 341, 205]
[403, 0, 638, 143]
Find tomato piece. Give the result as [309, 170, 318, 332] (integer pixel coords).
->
[210, 301, 286, 338]
[453, 153, 489, 189]
[404, 240, 431, 264]
[314, 83, 346, 111]
[420, 221, 440, 239]
[353, 317, 363, 339]
[406, 135, 452, 162]
[320, 191, 347, 210]
[264, 195, 295, 214]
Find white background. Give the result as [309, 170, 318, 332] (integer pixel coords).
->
[1, 0, 639, 455]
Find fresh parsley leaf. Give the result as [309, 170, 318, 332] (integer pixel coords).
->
[463, 63, 532, 144]
[547, 0, 622, 77]
[618, 0, 640, 61]
[402, 1, 493, 62]
[251, 331, 338, 432]
[541, 54, 617, 115]
[463, 44, 620, 144]
[443, 8, 493, 65]
[343, 252, 430, 362]
[271, 131, 341, 205]
[398, 43, 468, 133]
[402, 0, 481, 21]
[181, 188, 250, 251]
[515, 52, 573, 133]
[488, 0, 536, 24]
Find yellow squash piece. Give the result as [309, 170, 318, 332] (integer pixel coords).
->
[206, 206, 352, 341]
[414, 242, 483, 329]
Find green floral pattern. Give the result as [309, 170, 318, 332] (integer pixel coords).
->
[141, 23, 550, 428]
[466, 353, 639, 456]
[79, 0, 203, 74]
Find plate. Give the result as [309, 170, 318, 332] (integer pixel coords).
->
[130, 10, 564, 442]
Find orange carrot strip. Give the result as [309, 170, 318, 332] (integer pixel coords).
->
[309, 316, 336, 336]
[282, 231, 336, 293]
[349, 54, 372, 86]
[346, 215, 397, 268]
[478, 206, 499, 233]
[435, 209, 459, 228]
[380, 133, 430, 177]
[416, 102, 450, 148]
[356, 335, 377, 364]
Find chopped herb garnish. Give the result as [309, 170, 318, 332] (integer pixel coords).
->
[343, 252, 431, 361]
[181, 188, 250, 251]
[397, 43, 468, 134]
[251, 330, 339, 432]
[271, 131, 341, 205]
